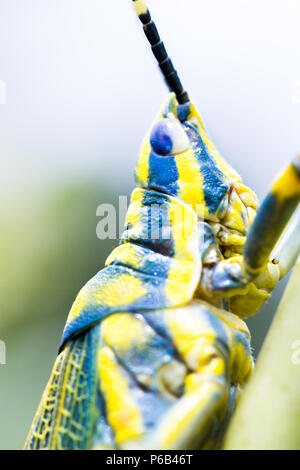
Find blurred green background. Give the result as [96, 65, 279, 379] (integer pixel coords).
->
[0, 0, 299, 449]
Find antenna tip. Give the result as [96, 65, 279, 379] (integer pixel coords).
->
[133, 1, 147, 17]
[133, 0, 151, 24]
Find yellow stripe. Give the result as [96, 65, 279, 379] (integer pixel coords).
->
[165, 199, 201, 304]
[105, 244, 142, 270]
[175, 149, 206, 216]
[189, 103, 242, 183]
[68, 272, 146, 323]
[164, 306, 219, 370]
[95, 273, 147, 308]
[68, 292, 88, 322]
[135, 135, 150, 186]
[102, 313, 150, 352]
[98, 346, 144, 444]
[152, 381, 225, 449]
[123, 188, 144, 239]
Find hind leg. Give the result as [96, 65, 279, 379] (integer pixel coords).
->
[140, 301, 254, 450]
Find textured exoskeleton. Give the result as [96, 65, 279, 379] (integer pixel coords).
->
[24, 0, 300, 450]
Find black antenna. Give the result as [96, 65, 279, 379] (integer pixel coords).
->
[132, 0, 190, 104]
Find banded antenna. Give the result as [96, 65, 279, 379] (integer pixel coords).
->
[132, 0, 190, 104]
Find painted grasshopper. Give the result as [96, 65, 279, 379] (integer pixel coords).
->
[25, 0, 300, 450]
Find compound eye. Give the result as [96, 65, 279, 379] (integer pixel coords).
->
[150, 118, 189, 156]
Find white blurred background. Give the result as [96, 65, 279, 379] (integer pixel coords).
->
[0, 0, 299, 449]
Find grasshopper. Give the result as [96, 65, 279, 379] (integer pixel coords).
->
[25, 0, 300, 450]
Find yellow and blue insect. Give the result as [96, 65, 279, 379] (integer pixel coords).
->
[25, 0, 300, 450]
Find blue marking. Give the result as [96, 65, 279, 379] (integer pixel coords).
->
[110, 313, 178, 393]
[109, 247, 171, 279]
[183, 122, 230, 215]
[202, 308, 230, 357]
[142, 310, 174, 342]
[121, 190, 175, 257]
[125, 369, 172, 432]
[177, 102, 191, 122]
[142, 255, 170, 278]
[212, 261, 247, 293]
[198, 221, 222, 261]
[142, 190, 175, 257]
[148, 151, 179, 196]
[134, 388, 171, 431]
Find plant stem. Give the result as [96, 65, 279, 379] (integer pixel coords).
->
[223, 254, 300, 450]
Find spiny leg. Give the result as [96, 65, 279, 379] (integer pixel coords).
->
[93, 304, 253, 450]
